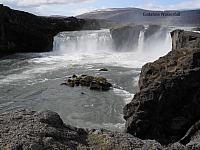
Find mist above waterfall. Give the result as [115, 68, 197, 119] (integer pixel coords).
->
[52, 26, 172, 68]
[53, 29, 113, 53]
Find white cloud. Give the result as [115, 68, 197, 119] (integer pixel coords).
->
[1, 0, 93, 7]
[136, 0, 200, 10]
[71, 8, 95, 16]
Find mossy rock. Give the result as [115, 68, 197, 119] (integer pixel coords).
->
[87, 134, 111, 149]
[63, 74, 112, 91]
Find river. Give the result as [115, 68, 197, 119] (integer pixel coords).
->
[0, 29, 171, 131]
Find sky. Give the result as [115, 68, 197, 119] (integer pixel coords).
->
[1, 0, 200, 16]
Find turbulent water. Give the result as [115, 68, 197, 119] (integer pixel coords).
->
[0, 28, 171, 131]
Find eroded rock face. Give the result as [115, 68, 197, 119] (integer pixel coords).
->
[0, 109, 164, 150]
[171, 29, 200, 51]
[123, 30, 200, 144]
[0, 5, 100, 56]
[110, 25, 144, 51]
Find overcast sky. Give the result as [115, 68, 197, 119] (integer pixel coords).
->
[1, 0, 200, 16]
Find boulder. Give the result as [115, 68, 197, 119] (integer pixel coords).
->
[0, 109, 89, 149]
[64, 75, 112, 91]
[123, 30, 200, 144]
[99, 68, 109, 71]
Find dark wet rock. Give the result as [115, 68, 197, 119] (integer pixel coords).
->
[64, 75, 112, 91]
[0, 109, 166, 150]
[171, 29, 200, 51]
[192, 27, 200, 32]
[110, 25, 144, 51]
[144, 25, 166, 41]
[0, 5, 100, 56]
[72, 74, 78, 78]
[179, 119, 200, 149]
[99, 68, 109, 71]
[143, 25, 168, 51]
[123, 30, 200, 144]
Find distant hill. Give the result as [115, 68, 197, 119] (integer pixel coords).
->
[77, 8, 200, 26]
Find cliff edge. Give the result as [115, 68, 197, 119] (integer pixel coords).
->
[124, 29, 200, 146]
[0, 4, 99, 56]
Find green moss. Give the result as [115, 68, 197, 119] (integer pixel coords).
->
[87, 134, 110, 149]
[64, 74, 112, 90]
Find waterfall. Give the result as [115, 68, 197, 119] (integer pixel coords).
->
[50, 28, 172, 68]
[142, 27, 172, 52]
[137, 31, 144, 52]
[53, 29, 113, 53]
[53, 28, 172, 66]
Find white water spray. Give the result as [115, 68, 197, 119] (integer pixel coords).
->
[137, 31, 145, 52]
[51, 27, 172, 68]
[53, 29, 113, 54]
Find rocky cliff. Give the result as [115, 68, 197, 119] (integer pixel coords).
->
[0, 5, 100, 56]
[144, 25, 168, 42]
[124, 29, 200, 146]
[110, 25, 144, 51]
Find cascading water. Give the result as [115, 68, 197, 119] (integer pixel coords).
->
[139, 27, 172, 58]
[137, 31, 145, 52]
[53, 29, 113, 53]
[52, 28, 172, 68]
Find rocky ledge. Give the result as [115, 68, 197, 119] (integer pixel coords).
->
[0, 5, 100, 56]
[124, 29, 200, 147]
[2, 108, 197, 149]
[0, 109, 165, 150]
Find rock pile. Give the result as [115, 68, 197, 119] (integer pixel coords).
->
[63, 75, 112, 91]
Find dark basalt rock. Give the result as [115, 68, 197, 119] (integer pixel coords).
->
[192, 27, 200, 32]
[63, 75, 112, 91]
[0, 5, 100, 56]
[123, 30, 200, 144]
[143, 25, 168, 51]
[143, 25, 166, 41]
[110, 25, 144, 51]
[171, 29, 200, 51]
[99, 68, 109, 71]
